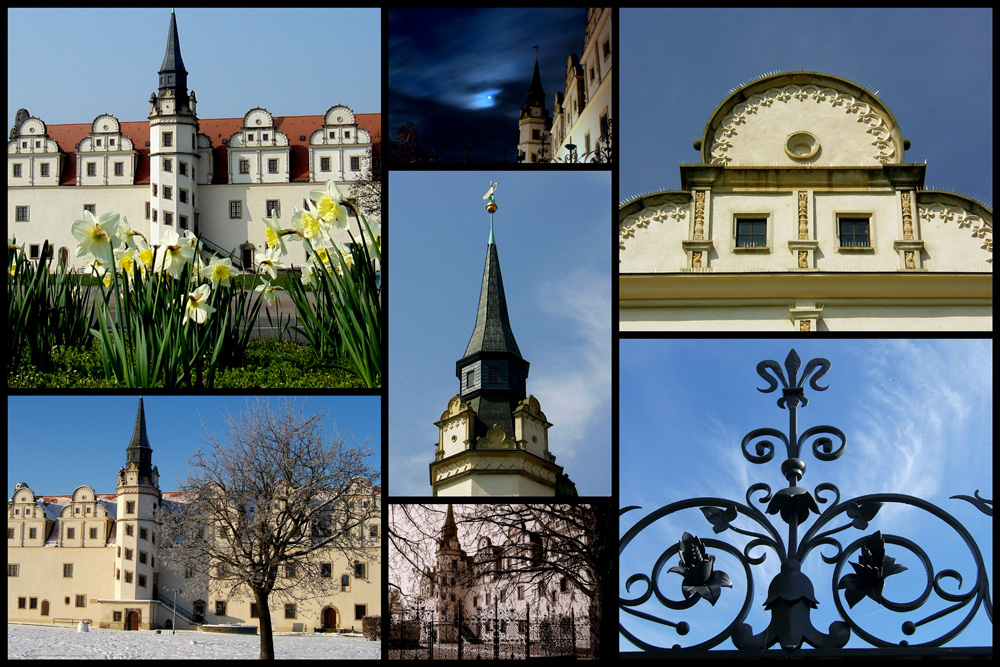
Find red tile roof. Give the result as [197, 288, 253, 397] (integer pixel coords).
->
[39, 113, 380, 187]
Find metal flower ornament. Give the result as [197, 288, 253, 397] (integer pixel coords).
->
[620, 349, 992, 655]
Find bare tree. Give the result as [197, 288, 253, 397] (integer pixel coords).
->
[157, 398, 380, 660]
[389, 503, 612, 660]
[348, 136, 381, 226]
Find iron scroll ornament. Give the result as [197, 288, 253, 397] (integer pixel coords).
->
[620, 349, 993, 653]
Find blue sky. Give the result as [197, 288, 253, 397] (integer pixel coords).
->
[620, 339, 993, 650]
[388, 171, 612, 497]
[7, 396, 381, 497]
[7, 8, 381, 127]
[621, 8, 993, 207]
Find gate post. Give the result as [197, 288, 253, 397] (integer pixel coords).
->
[525, 606, 530, 658]
[570, 608, 577, 658]
[494, 599, 500, 660]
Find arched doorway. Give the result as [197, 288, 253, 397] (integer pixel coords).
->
[126, 610, 140, 631]
[41, 600, 50, 616]
[321, 606, 339, 630]
[193, 600, 205, 624]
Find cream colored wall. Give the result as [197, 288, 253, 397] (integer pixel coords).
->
[620, 303, 992, 331]
[437, 474, 555, 497]
[7, 546, 116, 624]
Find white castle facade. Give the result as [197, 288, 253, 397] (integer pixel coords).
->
[619, 71, 992, 331]
[7, 399, 381, 633]
[518, 8, 612, 163]
[8, 10, 378, 271]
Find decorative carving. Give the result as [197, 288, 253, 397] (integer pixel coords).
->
[797, 192, 809, 239]
[619, 201, 690, 253]
[710, 85, 897, 165]
[800, 320, 810, 331]
[692, 251, 702, 268]
[694, 191, 706, 240]
[798, 251, 808, 269]
[904, 250, 915, 269]
[901, 191, 914, 240]
[918, 203, 993, 264]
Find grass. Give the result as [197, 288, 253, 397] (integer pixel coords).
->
[8, 337, 367, 389]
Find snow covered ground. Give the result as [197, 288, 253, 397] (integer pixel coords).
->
[7, 623, 381, 660]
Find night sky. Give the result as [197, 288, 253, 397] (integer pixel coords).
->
[388, 8, 586, 164]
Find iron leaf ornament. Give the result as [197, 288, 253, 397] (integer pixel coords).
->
[620, 349, 993, 655]
[838, 531, 908, 608]
[667, 532, 732, 606]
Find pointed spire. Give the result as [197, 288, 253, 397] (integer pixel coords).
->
[441, 504, 458, 546]
[525, 54, 547, 110]
[463, 242, 521, 359]
[158, 9, 188, 99]
[126, 398, 154, 483]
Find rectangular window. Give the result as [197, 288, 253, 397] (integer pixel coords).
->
[268, 158, 279, 174]
[735, 217, 767, 248]
[229, 201, 242, 219]
[839, 217, 871, 248]
[350, 156, 361, 171]
[163, 132, 173, 148]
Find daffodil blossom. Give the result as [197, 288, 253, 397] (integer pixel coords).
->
[182, 283, 216, 325]
[255, 246, 284, 280]
[201, 256, 238, 287]
[291, 207, 323, 240]
[254, 279, 283, 307]
[72, 210, 121, 266]
[153, 228, 195, 279]
[261, 215, 289, 254]
[309, 180, 349, 229]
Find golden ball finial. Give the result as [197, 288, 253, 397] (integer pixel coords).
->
[486, 200, 498, 214]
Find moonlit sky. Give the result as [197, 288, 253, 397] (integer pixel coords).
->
[621, 8, 993, 207]
[7, 396, 382, 497]
[7, 8, 381, 127]
[388, 8, 586, 163]
[388, 171, 612, 496]
[620, 339, 993, 651]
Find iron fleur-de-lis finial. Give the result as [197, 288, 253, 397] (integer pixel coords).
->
[756, 349, 831, 408]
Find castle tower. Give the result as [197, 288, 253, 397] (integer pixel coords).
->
[430, 186, 576, 496]
[148, 9, 199, 245]
[517, 50, 552, 163]
[114, 398, 162, 609]
[435, 505, 468, 621]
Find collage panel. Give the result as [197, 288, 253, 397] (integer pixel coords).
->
[387, 501, 613, 660]
[7, 395, 382, 658]
[387, 8, 611, 165]
[387, 171, 612, 499]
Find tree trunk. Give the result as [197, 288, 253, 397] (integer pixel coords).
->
[254, 588, 275, 660]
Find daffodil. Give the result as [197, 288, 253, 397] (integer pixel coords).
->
[72, 211, 121, 266]
[261, 215, 290, 254]
[201, 256, 237, 287]
[153, 228, 195, 279]
[309, 180, 349, 230]
[182, 283, 216, 325]
[254, 279, 283, 307]
[292, 207, 322, 240]
[255, 246, 284, 280]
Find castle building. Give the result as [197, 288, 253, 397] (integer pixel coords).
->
[8, 10, 378, 269]
[518, 8, 612, 163]
[618, 71, 992, 331]
[429, 196, 576, 497]
[415, 505, 588, 631]
[7, 399, 381, 633]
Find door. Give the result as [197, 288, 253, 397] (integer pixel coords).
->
[126, 610, 140, 631]
[322, 607, 338, 630]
